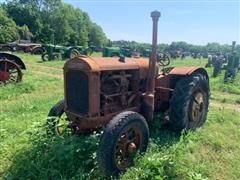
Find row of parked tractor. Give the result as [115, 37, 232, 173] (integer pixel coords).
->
[205, 41, 240, 83]
[0, 38, 239, 85]
[0, 40, 95, 60]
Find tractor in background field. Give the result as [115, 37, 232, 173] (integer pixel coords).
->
[41, 44, 93, 61]
[46, 11, 210, 176]
[102, 46, 133, 57]
[224, 41, 240, 83]
[0, 40, 44, 54]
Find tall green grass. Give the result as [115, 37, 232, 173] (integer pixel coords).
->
[0, 53, 240, 179]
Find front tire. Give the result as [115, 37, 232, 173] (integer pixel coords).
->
[97, 111, 149, 176]
[42, 53, 49, 61]
[169, 73, 209, 132]
[46, 100, 66, 136]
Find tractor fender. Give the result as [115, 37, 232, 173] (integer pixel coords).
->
[0, 53, 26, 70]
[169, 66, 209, 81]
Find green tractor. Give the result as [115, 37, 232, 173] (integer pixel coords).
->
[212, 55, 225, 77]
[224, 41, 240, 83]
[140, 49, 151, 57]
[102, 47, 121, 57]
[102, 47, 133, 57]
[41, 44, 93, 61]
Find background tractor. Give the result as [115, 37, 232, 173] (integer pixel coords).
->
[0, 40, 44, 54]
[102, 46, 134, 57]
[41, 44, 93, 61]
[46, 11, 210, 176]
[224, 41, 240, 83]
[0, 53, 26, 84]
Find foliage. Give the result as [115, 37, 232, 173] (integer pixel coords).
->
[17, 24, 33, 40]
[0, 0, 108, 47]
[0, 7, 19, 43]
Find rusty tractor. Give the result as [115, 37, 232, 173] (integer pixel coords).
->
[0, 40, 44, 54]
[47, 11, 210, 176]
[0, 53, 26, 84]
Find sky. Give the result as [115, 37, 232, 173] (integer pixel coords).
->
[63, 0, 240, 45]
[0, 0, 239, 44]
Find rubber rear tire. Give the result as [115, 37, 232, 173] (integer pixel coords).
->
[32, 47, 44, 55]
[69, 49, 79, 59]
[168, 73, 209, 132]
[97, 111, 149, 176]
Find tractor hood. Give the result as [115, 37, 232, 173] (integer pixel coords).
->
[64, 55, 149, 79]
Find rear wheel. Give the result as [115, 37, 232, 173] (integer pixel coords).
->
[69, 49, 79, 59]
[168, 73, 209, 132]
[97, 111, 149, 176]
[0, 59, 22, 84]
[32, 47, 44, 55]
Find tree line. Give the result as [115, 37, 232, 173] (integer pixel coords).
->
[0, 0, 238, 53]
[111, 40, 240, 54]
[0, 0, 108, 48]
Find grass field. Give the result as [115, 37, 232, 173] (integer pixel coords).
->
[0, 53, 240, 179]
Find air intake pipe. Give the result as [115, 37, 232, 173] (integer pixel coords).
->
[143, 10, 161, 122]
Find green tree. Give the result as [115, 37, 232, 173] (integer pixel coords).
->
[0, 7, 19, 43]
[89, 23, 108, 48]
[17, 24, 33, 40]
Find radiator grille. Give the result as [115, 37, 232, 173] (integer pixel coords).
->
[66, 70, 88, 114]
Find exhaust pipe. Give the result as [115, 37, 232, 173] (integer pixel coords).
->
[143, 10, 161, 122]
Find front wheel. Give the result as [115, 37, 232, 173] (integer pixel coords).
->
[97, 111, 149, 176]
[168, 73, 209, 132]
[46, 100, 69, 136]
[42, 52, 49, 61]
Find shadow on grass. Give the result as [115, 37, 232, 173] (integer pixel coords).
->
[3, 127, 106, 180]
[3, 115, 181, 180]
[150, 113, 181, 147]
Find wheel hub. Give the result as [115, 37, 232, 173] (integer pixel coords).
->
[190, 91, 204, 123]
[127, 142, 137, 154]
[114, 127, 143, 170]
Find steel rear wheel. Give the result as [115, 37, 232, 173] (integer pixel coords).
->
[97, 111, 149, 176]
[0, 59, 22, 84]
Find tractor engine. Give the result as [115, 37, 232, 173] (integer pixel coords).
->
[63, 56, 149, 132]
[100, 70, 137, 115]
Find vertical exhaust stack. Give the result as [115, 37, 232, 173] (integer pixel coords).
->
[232, 41, 236, 52]
[143, 10, 161, 122]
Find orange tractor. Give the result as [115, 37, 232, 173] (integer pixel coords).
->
[47, 11, 210, 176]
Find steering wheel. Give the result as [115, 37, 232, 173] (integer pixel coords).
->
[157, 52, 170, 66]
